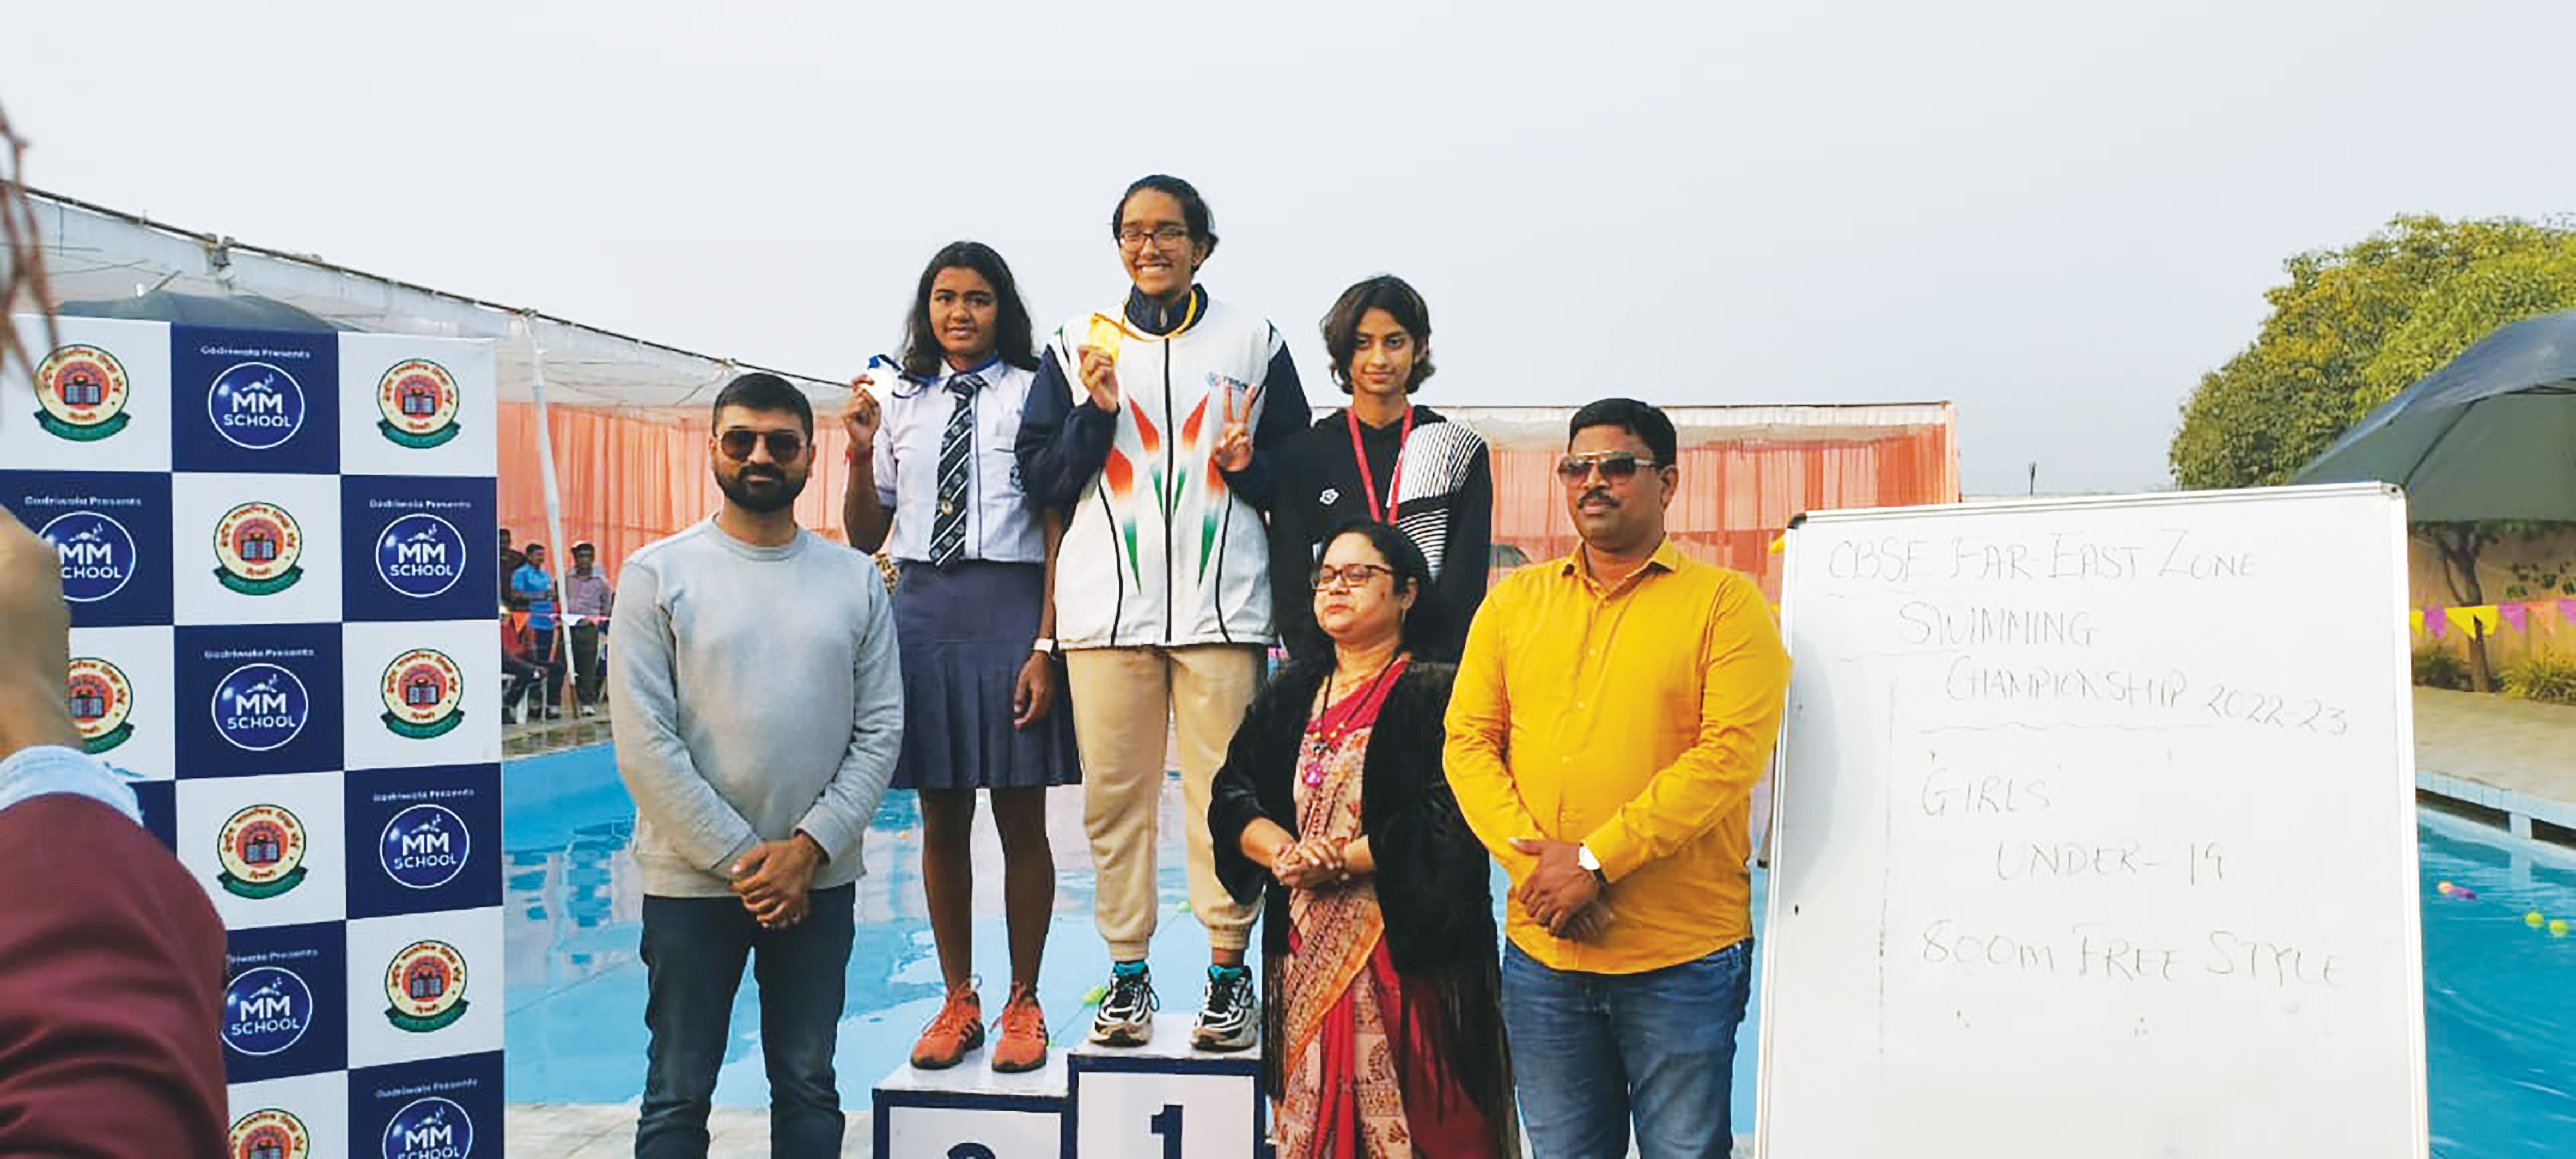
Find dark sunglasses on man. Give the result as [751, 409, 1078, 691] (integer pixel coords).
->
[1555, 450, 1662, 484]
[718, 429, 807, 462]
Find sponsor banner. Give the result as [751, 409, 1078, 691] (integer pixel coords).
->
[340, 621, 500, 772]
[133, 779, 178, 850]
[176, 623, 345, 779]
[348, 1050, 501, 1159]
[173, 473, 344, 626]
[345, 908, 502, 1066]
[344, 764, 501, 920]
[336, 334, 498, 478]
[0, 315, 174, 472]
[222, 921, 348, 1085]
[178, 772, 348, 930]
[173, 325, 339, 475]
[339, 476, 498, 624]
[0, 469, 175, 628]
[65, 625, 176, 781]
[224, 1070, 348, 1159]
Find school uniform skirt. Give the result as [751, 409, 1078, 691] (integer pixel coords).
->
[890, 560, 1080, 791]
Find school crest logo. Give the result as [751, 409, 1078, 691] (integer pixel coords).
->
[380, 649, 465, 739]
[384, 940, 470, 1033]
[217, 804, 309, 899]
[229, 1108, 310, 1159]
[213, 502, 305, 596]
[66, 657, 135, 754]
[33, 343, 131, 441]
[376, 514, 467, 599]
[212, 663, 311, 752]
[380, 803, 470, 890]
[38, 511, 138, 603]
[222, 966, 314, 1057]
[208, 361, 306, 450]
[376, 359, 462, 449]
[382, 1096, 473, 1159]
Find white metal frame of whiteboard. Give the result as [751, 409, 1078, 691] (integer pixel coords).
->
[1757, 481, 2427, 1156]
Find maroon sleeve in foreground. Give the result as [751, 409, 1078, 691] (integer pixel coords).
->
[0, 794, 228, 1157]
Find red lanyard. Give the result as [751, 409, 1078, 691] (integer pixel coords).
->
[1345, 405, 1414, 524]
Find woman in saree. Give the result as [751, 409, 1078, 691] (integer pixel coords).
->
[1209, 519, 1518, 1158]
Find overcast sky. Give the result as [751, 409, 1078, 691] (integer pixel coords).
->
[11, 1, 2572, 493]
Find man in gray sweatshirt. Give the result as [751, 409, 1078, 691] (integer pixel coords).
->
[609, 372, 903, 1159]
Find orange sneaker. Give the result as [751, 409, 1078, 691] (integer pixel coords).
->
[990, 984, 1049, 1074]
[910, 986, 984, 1070]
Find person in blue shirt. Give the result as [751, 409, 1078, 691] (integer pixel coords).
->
[511, 542, 567, 718]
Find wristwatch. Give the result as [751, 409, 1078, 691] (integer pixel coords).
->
[1031, 637, 1057, 656]
[1577, 843, 1607, 887]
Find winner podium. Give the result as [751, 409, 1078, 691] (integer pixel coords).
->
[873, 1015, 1269, 1158]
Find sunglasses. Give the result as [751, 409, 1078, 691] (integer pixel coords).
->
[718, 428, 807, 462]
[1555, 452, 1662, 484]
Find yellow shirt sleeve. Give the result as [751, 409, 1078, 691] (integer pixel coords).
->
[1442, 573, 1545, 886]
[1580, 571, 1790, 882]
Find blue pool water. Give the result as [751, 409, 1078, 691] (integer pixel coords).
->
[504, 745, 2573, 1153]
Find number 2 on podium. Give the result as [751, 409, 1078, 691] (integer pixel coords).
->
[1150, 1103, 1184, 1158]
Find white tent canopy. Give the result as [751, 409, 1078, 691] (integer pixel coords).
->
[19, 187, 838, 413]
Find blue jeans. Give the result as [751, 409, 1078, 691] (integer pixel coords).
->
[1501, 938, 1752, 1159]
[636, 884, 854, 1158]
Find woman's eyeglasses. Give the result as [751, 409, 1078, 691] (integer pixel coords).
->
[718, 429, 807, 462]
[1556, 452, 1661, 484]
[1116, 224, 1193, 251]
[1311, 563, 1394, 590]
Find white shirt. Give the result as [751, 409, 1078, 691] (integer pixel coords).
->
[872, 357, 1048, 564]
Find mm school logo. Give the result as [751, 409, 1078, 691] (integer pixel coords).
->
[379, 649, 465, 739]
[380, 803, 470, 890]
[383, 940, 470, 1033]
[65, 657, 135, 754]
[376, 359, 461, 448]
[376, 514, 467, 599]
[207, 361, 306, 450]
[229, 1108, 309, 1159]
[212, 502, 305, 595]
[382, 1096, 473, 1159]
[222, 966, 314, 1057]
[38, 511, 138, 603]
[216, 804, 309, 899]
[33, 344, 131, 441]
[212, 663, 311, 752]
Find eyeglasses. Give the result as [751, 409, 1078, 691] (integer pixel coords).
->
[1555, 452, 1662, 484]
[1116, 223, 1193, 251]
[718, 428, 807, 462]
[1311, 563, 1394, 590]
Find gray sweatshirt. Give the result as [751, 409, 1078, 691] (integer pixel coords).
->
[608, 515, 902, 898]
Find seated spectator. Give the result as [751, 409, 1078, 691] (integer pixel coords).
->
[500, 615, 561, 724]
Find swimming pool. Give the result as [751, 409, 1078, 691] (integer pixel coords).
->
[502, 745, 2573, 1154]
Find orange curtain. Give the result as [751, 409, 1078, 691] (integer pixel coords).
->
[496, 402, 858, 581]
[502, 402, 1956, 603]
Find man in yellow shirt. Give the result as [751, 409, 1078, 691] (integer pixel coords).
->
[1445, 398, 1789, 1158]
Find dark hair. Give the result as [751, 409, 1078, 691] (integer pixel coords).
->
[900, 241, 1038, 379]
[711, 371, 814, 437]
[1109, 174, 1219, 256]
[522, 542, 545, 557]
[1317, 518, 1448, 658]
[1568, 397, 1677, 466]
[571, 541, 595, 554]
[1320, 274, 1436, 394]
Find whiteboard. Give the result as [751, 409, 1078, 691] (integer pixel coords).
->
[1756, 484, 2427, 1157]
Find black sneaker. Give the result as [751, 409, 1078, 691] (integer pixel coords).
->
[1191, 965, 1256, 1052]
[1088, 963, 1156, 1047]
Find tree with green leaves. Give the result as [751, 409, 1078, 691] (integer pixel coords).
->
[2171, 215, 2576, 691]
